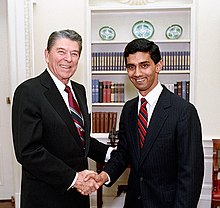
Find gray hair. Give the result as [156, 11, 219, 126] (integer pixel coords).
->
[47, 29, 82, 55]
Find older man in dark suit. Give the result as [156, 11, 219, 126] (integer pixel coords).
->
[87, 38, 204, 208]
[12, 29, 112, 208]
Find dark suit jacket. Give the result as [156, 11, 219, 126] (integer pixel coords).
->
[12, 70, 108, 208]
[104, 86, 204, 208]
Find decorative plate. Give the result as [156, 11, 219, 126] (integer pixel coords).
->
[99, 26, 116, 41]
[132, 20, 154, 39]
[165, 24, 183, 39]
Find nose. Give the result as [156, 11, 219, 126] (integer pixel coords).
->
[133, 66, 142, 76]
[65, 52, 72, 62]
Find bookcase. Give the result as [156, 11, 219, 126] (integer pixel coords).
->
[86, 0, 195, 142]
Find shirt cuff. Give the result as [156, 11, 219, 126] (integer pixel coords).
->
[104, 172, 111, 185]
[67, 172, 78, 190]
[105, 146, 116, 162]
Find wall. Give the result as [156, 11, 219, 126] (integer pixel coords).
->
[195, 1, 220, 206]
[33, 0, 87, 85]
[195, 1, 220, 139]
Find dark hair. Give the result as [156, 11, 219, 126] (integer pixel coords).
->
[47, 29, 82, 55]
[124, 38, 161, 65]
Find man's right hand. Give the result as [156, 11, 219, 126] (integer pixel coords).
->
[73, 170, 99, 195]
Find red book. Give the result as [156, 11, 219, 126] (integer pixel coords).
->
[100, 112, 104, 133]
[102, 81, 107, 103]
[112, 112, 117, 130]
[96, 112, 100, 133]
[92, 112, 96, 133]
[108, 112, 113, 132]
[106, 81, 111, 103]
[104, 112, 109, 133]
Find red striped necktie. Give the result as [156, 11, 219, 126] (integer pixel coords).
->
[64, 85, 85, 145]
[138, 98, 148, 148]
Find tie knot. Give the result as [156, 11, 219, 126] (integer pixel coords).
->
[141, 98, 147, 107]
[65, 85, 71, 94]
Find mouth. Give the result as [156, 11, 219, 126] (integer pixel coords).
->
[135, 78, 145, 83]
[60, 64, 71, 69]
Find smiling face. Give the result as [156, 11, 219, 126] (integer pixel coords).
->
[126, 51, 162, 96]
[44, 38, 80, 85]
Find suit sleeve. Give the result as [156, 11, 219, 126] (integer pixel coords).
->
[175, 103, 204, 207]
[88, 137, 109, 163]
[102, 106, 131, 186]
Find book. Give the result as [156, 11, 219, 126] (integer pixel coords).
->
[105, 81, 111, 103]
[186, 81, 190, 101]
[102, 81, 107, 103]
[100, 112, 105, 133]
[182, 80, 186, 100]
[177, 81, 182, 98]
[111, 82, 115, 103]
[92, 112, 96, 133]
[92, 79, 99, 103]
[99, 81, 103, 103]
[104, 112, 109, 133]
[112, 112, 117, 130]
[96, 112, 100, 133]
[108, 112, 114, 132]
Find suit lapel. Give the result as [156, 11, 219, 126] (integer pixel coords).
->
[40, 70, 83, 148]
[127, 97, 141, 160]
[139, 87, 170, 166]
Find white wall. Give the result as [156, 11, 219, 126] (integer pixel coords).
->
[195, 2, 220, 205]
[195, 0, 220, 140]
[33, 0, 87, 85]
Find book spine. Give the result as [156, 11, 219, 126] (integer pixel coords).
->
[104, 112, 109, 133]
[186, 81, 190, 101]
[99, 81, 103, 103]
[106, 81, 111, 103]
[177, 81, 182, 98]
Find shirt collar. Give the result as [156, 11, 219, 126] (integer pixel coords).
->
[47, 68, 71, 93]
[138, 82, 163, 106]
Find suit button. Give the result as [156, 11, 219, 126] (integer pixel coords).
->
[137, 196, 141, 200]
[140, 177, 144, 181]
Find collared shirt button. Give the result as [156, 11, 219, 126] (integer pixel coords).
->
[140, 177, 144, 181]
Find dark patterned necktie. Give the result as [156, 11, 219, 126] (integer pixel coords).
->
[65, 85, 84, 144]
[138, 98, 148, 148]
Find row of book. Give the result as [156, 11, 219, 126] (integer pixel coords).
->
[92, 79, 124, 103]
[165, 80, 190, 101]
[92, 82, 189, 133]
[92, 112, 117, 133]
[91, 51, 190, 71]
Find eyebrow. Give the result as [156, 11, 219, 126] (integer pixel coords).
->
[56, 47, 79, 53]
[126, 60, 149, 65]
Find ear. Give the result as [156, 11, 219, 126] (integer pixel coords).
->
[44, 49, 49, 64]
[156, 60, 163, 73]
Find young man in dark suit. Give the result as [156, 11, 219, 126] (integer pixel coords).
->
[86, 38, 204, 208]
[12, 29, 113, 208]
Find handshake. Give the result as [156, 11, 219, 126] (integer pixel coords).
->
[73, 170, 109, 195]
